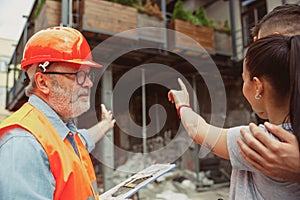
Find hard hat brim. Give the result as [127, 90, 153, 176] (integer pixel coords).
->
[66, 59, 103, 68]
[21, 59, 102, 70]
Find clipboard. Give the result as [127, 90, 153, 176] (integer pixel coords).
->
[100, 163, 177, 200]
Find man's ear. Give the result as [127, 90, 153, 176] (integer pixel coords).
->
[34, 72, 50, 94]
[255, 31, 281, 42]
[253, 36, 258, 42]
[253, 77, 263, 96]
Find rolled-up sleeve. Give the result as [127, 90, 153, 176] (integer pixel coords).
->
[78, 129, 95, 153]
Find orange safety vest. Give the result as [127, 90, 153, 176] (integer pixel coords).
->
[0, 103, 99, 200]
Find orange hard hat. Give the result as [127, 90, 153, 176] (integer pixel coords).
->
[21, 26, 102, 70]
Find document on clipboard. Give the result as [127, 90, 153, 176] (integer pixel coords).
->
[99, 163, 176, 200]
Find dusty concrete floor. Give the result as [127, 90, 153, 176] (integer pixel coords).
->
[188, 187, 229, 200]
[136, 178, 230, 200]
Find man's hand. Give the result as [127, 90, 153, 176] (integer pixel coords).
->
[237, 122, 300, 183]
[168, 78, 190, 109]
[88, 104, 116, 143]
[100, 104, 115, 133]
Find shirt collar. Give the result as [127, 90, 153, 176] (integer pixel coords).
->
[28, 94, 77, 140]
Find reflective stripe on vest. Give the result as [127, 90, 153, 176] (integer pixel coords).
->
[0, 103, 99, 200]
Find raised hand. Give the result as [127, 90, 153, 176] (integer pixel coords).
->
[168, 78, 190, 109]
[88, 104, 116, 144]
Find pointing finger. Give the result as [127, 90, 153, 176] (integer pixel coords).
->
[178, 78, 187, 92]
[101, 104, 107, 113]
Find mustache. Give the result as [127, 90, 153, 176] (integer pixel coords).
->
[77, 89, 90, 96]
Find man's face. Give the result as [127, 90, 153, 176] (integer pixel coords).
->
[48, 63, 93, 120]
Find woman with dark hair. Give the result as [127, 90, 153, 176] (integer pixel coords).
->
[168, 34, 300, 199]
[239, 3, 300, 183]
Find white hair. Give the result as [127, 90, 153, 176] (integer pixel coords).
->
[24, 64, 38, 97]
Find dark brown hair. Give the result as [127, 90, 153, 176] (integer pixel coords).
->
[245, 34, 300, 144]
[251, 4, 300, 37]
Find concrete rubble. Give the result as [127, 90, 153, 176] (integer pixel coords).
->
[111, 152, 229, 200]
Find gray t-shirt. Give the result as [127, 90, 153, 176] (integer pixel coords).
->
[227, 125, 300, 200]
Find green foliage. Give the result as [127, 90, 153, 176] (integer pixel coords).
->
[108, 0, 163, 19]
[223, 19, 231, 33]
[215, 19, 231, 33]
[171, 0, 188, 21]
[171, 0, 198, 23]
[34, 0, 46, 19]
[106, 0, 138, 7]
[133, 0, 144, 12]
[194, 7, 208, 26]
[171, 0, 214, 28]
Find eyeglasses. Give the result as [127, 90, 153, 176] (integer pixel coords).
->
[42, 70, 95, 86]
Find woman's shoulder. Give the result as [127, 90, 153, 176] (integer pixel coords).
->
[257, 123, 293, 141]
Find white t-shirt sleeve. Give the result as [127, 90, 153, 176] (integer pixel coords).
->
[227, 125, 261, 172]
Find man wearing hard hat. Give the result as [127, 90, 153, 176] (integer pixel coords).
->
[0, 27, 115, 199]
